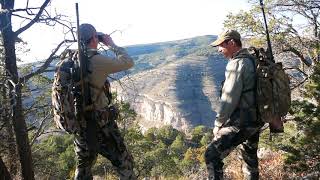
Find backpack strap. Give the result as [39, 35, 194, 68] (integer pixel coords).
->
[246, 56, 260, 121]
[83, 51, 110, 111]
[242, 56, 257, 94]
[238, 56, 258, 112]
[87, 51, 99, 74]
[247, 55, 257, 103]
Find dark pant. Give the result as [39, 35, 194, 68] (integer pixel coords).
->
[74, 112, 136, 180]
[205, 120, 262, 180]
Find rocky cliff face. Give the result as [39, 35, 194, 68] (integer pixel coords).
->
[112, 49, 227, 131]
[116, 93, 191, 131]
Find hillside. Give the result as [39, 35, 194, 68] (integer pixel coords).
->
[110, 35, 227, 131]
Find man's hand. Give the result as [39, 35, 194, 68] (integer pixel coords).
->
[101, 34, 116, 47]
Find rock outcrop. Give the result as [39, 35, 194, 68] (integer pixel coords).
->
[112, 51, 227, 131]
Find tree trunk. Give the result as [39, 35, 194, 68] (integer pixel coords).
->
[0, 156, 11, 180]
[5, 113, 20, 176]
[0, 1, 35, 179]
[1, 81, 19, 177]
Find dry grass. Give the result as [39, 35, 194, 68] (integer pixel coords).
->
[224, 150, 244, 180]
[224, 148, 285, 180]
[258, 150, 284, 179]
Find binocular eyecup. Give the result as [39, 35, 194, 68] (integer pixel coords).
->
[97, 32, 104, 42]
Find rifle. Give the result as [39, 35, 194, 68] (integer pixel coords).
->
[75, 3, 98, 151]
[259, 0, 287, 135]
[75, 3, 90, 109]
[259, 0, 274, 62]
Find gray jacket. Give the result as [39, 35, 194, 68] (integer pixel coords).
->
[215, 48, 256, 127]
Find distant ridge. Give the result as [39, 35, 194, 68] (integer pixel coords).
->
[111, 35, 226, 131]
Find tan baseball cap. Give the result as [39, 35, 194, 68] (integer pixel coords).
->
[210, 29, 241, 47]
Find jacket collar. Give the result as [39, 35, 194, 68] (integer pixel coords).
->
[231, 48, 250, 60]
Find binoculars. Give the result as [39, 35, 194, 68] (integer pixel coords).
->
[97, 32, 104, 42]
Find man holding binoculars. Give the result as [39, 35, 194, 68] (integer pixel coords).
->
[74, 23, 136, 180]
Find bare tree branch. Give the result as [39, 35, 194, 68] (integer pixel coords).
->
[21, 39, 75, 82]
[42, 129, 67, 135]
[11, 13, 33, 21]
[15, 0, 51, 36]
[291, 76, 309, 89]
[13, 3, 74, 33]
[282, 46, 312, 66]
[30, 112, 51, 146]
[24, 104, 51, 116]
[285, 67, 308, 77]
[11, 7, 40, 12]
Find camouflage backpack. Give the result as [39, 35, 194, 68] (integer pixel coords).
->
[247, 47, 291, 124]
[52, 49, 84, 133]
[52, 50, 115, 133]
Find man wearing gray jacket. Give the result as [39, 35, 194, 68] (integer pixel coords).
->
[205, 30, 264, 180]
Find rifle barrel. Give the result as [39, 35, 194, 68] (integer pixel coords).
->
[76, 3, 80, 51]
[260, 0, 274, 62]
[75, 3, 86, 109]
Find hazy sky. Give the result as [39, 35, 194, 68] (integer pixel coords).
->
[13, 0, 251, 63]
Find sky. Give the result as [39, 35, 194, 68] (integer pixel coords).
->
[12, 0, 251, 63]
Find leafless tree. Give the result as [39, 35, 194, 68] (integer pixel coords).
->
[0, 0, 76, 179]
[272, 0, 320, 63]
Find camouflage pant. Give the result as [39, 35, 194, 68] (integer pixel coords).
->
[205, 111, 264, 180]
[74, 109, 136, 180]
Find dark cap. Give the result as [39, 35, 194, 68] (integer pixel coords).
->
[79, 23, 97, 42]
[210, 29, 241, 47]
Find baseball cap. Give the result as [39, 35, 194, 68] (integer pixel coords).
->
[210, 29, 241, 47]
[79, 23, 104, 42]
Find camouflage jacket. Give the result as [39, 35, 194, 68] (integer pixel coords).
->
[215, 48, 257, 127]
